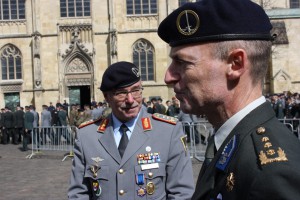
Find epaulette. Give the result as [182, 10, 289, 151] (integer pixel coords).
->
[152, 113, 177, 125]
[78, 117, 103, 129]
[251, 126, 288, 166]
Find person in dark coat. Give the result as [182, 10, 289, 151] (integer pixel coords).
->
[23, 106, 34, 151]
[2, 107, 15, 144]
[14, 105, 25, 144]
[158, 0, 300, 199]
[51, 106, 60, 144]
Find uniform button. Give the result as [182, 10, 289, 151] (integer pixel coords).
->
[119, 190, 125, 195]
[119, 169, 124, 174]
[148, 172, 153, 178]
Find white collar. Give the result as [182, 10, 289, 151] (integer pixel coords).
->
[214, 96, 266, 150]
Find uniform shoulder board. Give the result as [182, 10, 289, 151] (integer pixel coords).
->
[152, 113, 177, 125]
[78, 117, 102, 129]
[251, 126, 288, 167]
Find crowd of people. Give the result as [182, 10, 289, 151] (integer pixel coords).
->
[1, 91, 299, 150]
[0, 100, 113, 150]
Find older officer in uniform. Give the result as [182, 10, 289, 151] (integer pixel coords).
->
[68, 61, 194, 200]
[158, 0, 300, 199]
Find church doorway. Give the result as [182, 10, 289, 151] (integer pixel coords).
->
[68, 86, 91, 109]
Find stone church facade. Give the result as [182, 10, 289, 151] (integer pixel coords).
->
[0, 0, 299, 110]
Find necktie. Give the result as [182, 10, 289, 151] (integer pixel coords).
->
[200, 134, 216, 174]
[118, 124, 129, 158]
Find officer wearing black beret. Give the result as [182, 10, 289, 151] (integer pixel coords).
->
[158, 0, 300, 199]
[69, 61, 194, 199]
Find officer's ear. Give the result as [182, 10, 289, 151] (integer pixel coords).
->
[226, 49, 247, 81]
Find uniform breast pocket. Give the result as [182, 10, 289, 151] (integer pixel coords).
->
[84, 165, 110, 200]
[135, 163, 166, 200]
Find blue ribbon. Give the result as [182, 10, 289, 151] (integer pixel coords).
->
[136, 173, 145, 185]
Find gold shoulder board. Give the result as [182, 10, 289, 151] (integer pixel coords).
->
[152, 113, 177, 125]
[78, 117, 102, 129]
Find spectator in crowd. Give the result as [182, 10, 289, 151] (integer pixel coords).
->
[166, 100, 176, 117]
[41, 105, 52, 143]
[14, 105, 25, 144]
[177, 110, 200, 144]
[177, 111, 199, 144]
[150, 97, 158, 113]
[56, 100, 61, 108]
[91, 98, 97, 108]
[75, 109, 87, 127]
[51, 106, 60, 126]
[30, 105, 39, 145]
[91, 102, 103, 120]
[69, 104, 78, 127]
[146, 100, 153, 114]
[48, 102, 55, 112]
[58, 105, 69, 142]
[101, 103, 112, 118]
[63, 100, 69, 113]
[158, 0, 300, 199]
[68, 61, 194, 199]
[0, 108, 4, 143]
[51, 106, 60, 144]
[83, 104, 92, 120]
[157, 97, 166, 114]
[272, 94, 285, 119]
[2, 107, 15, 144]
[142, 97, 147, 108]
[23, 106, 34, 151]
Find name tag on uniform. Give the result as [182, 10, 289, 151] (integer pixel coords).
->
[141, 163, 159, 170]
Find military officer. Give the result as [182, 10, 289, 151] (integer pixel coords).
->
[158, 0, 300, 199]
[68, 61, 194, 200]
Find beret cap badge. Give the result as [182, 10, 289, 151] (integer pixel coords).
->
[132, 67, 140, 77]
[176, 10, 200, 36]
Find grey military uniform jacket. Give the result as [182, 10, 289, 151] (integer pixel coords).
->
[192, 102, 300, 200]
[68, 109, 194, 200]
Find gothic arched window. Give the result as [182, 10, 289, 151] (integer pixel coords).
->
[1, 44, 22, 80]
[132, 39, 154, 81]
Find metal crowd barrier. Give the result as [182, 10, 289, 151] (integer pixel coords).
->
[278, 118, 300, 139]
[181, 118, 300, 162]
[182, 120, 213, 162]
[26, 126, 77, 161]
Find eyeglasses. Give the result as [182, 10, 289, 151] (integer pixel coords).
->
[113, 87, 144, 100]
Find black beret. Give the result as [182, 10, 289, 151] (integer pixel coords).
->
[158, 0, 273, 47]
[100, 61, 140, 92]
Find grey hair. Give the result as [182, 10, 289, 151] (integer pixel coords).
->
[209, 40, 272, 85]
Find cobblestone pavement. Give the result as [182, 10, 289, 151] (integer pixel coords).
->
[0, 144, 203, 200]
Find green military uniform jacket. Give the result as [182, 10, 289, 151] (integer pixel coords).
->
[192, 102, 300, 200]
